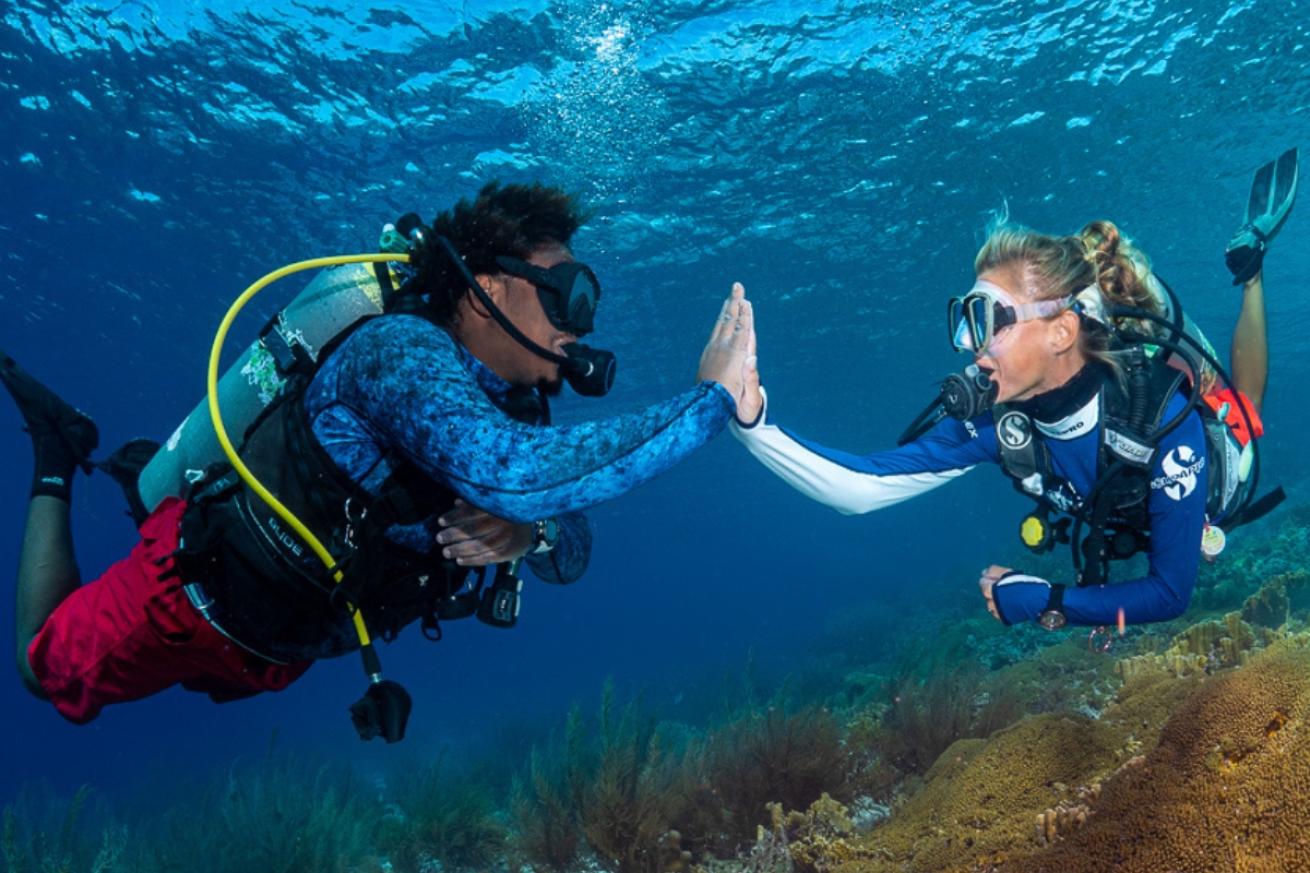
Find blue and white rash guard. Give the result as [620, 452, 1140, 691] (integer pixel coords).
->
[733, 384, 1209, 627]
[303, 314, 734, 584]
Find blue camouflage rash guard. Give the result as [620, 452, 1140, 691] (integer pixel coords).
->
[733, 386, 1209, 627]
[303, 314, 734, 584]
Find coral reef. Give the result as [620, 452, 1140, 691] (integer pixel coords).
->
[10, 513, 1310, 873]
[840, 712, 1126, 871]
[999, 636, 1310, 872]
[1033, 782, 1098, 847]
[770, 794, 871, 873]
[694, 794, 870, 873]
[1115, 610, 1270, 681]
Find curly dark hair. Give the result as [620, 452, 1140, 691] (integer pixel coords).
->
[410, 182, 589, 326]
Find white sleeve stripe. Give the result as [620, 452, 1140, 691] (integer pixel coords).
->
[732, 389, 971, 515]
[994, 574, 1048, 588]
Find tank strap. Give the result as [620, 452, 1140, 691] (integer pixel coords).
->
[373, 262, 398, 310]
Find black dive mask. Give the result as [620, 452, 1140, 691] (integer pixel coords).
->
[430, 234, 617, 398]
[496, 256, 600, 336]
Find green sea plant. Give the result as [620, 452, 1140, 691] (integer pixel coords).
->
[380, 752, 506, 872]
[702, 703, 850, 850]
[511, 682, 694, 873]
[137, 748, 381, 873]
[862, 664, 1024, 777]
[216, 752, 380, 873]
[509, 705, 588, 872]
[0, 783, 126, 873]
[578, 684, 688, 873]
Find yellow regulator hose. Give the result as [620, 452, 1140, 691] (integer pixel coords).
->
[208, 253, 411, 654]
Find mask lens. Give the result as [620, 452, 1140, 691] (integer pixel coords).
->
[966, 295, 993, 352]
[566, 269, 598, 335]
[947, 298, 970, 351]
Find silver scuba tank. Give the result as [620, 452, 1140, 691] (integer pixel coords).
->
[137, 263, 391, 513]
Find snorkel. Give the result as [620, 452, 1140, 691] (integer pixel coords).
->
[396, 214, 616, 397]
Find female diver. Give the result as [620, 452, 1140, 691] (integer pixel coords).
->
[733, 150, 1296, 630]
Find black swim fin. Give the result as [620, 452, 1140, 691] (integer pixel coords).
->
[1226, 147, 1299, 284]
[0, 349, 99, 499]
[94, 438, 161, 526]
[0, 350, 99, 471]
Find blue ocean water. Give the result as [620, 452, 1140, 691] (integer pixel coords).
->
[1, 0, 1308, 847]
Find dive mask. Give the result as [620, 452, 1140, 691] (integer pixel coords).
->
[496, 256, 600, 337]
[433, 234, 617, 397]
[948, 280, 1073, 353]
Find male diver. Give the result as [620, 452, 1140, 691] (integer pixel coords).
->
[733, 150, 1297, 631]
[2, 182, 759, 742]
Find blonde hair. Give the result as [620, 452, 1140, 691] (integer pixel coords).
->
[973, 215, 1164, 373]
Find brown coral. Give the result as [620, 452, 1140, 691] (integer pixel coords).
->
[841, 712, 1125, 871]
[1116, 611, 1270, 681]
[1033, 782, 1102, 847]
[1000, 637, 1310, 873]
[759, 794, 871, 873]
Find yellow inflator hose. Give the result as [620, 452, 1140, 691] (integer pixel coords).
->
[207, 253, 411, 656]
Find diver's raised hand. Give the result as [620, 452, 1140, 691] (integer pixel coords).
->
[697, 282, 757, 413]
[435, 499, 532, 566]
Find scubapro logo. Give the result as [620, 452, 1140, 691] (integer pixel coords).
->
[997, 411, 1032, 450]
[1152, 446, 1206, 501]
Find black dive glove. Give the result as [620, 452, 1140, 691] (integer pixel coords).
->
[1224, 225, 1266, 286]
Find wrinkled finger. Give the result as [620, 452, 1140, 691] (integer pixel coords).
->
[709, 295, 734, 344]
[730, 298, 754, 346]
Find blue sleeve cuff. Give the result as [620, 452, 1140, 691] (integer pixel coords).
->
[702, 380, 736, 417]
[992, 575, 1053, 626]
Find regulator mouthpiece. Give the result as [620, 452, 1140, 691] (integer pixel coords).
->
[561, 343, 616, 397]
[941, 364, 997, 420]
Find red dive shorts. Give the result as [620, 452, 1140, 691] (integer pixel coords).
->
[1201, 387, 1265, 447]
[27, 497, 312, 724]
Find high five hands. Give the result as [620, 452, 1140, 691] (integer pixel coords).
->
[697, 282, 764, 424]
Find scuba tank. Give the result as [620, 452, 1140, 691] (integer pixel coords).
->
[138, 262, 394, 513]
